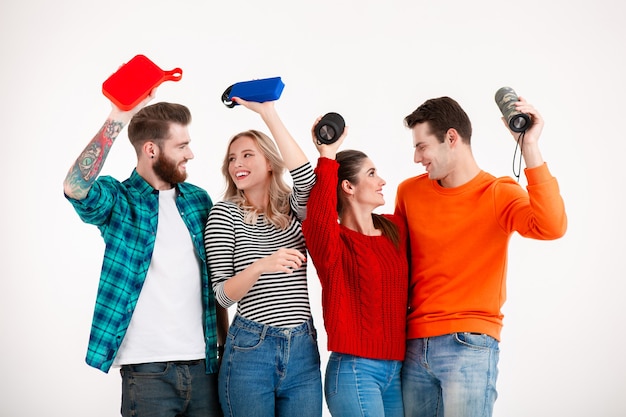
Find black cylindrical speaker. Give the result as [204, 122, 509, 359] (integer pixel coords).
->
[494, 87, 531, 133]
[315, 112, 345, 145]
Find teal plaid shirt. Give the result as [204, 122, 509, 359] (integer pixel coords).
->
[66, 169, 218, 373]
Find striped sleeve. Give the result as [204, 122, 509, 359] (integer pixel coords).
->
[289, 162, 315, 221]
[204, 202, 237, 308]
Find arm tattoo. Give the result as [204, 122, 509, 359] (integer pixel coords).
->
[65, 119, 124, 198]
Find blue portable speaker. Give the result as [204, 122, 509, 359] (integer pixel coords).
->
[222, 77, 285, 108]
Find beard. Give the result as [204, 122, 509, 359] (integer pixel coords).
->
[153, 153, 187, 185]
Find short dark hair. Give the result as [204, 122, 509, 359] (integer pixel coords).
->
[404, 97, 472, 144]
[128, 102, 191, 150]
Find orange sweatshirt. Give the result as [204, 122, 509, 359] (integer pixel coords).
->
[394, 163, 567, 341]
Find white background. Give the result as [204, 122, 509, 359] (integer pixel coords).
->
[1, 1, 625, 416]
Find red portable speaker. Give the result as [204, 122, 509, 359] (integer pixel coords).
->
[102, 54, 182, 110]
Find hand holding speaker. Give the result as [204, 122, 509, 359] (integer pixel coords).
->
[222, 77, 285, 108]
[495, 87, 531, 133]
[315, 112, 345, 145]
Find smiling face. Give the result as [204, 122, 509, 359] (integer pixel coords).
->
[411, 122, 451, 181]
[336, 150, 387, 216]
[347, 157, 386, 209]
[227, 135, 272, 193]
[152, 123, 194, 185]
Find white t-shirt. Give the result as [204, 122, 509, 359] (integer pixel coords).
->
[114, 188, 205, 365]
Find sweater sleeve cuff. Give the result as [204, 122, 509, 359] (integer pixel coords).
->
[318, 156, 337, 164]
[524, 162, 554, 185]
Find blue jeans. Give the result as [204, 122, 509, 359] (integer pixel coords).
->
[219, 315, 322, 417]
[120, 359, 221, 417]
[325, 352, 403, 417]
[402, 334, 499, 417]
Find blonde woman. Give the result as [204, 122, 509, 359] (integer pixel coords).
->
[204, 98, 321, 417]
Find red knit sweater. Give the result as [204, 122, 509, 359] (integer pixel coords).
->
[302, 157, 409, 360]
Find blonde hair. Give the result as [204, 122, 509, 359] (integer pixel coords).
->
[221, 130, 293, 229]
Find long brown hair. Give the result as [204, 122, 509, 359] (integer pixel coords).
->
[336, 149, 400, 248]
[221, 130, 292, 229]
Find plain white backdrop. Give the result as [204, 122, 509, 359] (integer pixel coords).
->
[1, 0, 625, 416]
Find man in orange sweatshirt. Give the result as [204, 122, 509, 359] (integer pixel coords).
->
[395, 95, 567, 417]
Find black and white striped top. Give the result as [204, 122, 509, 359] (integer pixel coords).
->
[204, 163, 316, 328]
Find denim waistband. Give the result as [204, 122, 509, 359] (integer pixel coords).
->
[232, 314, 315, 338]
